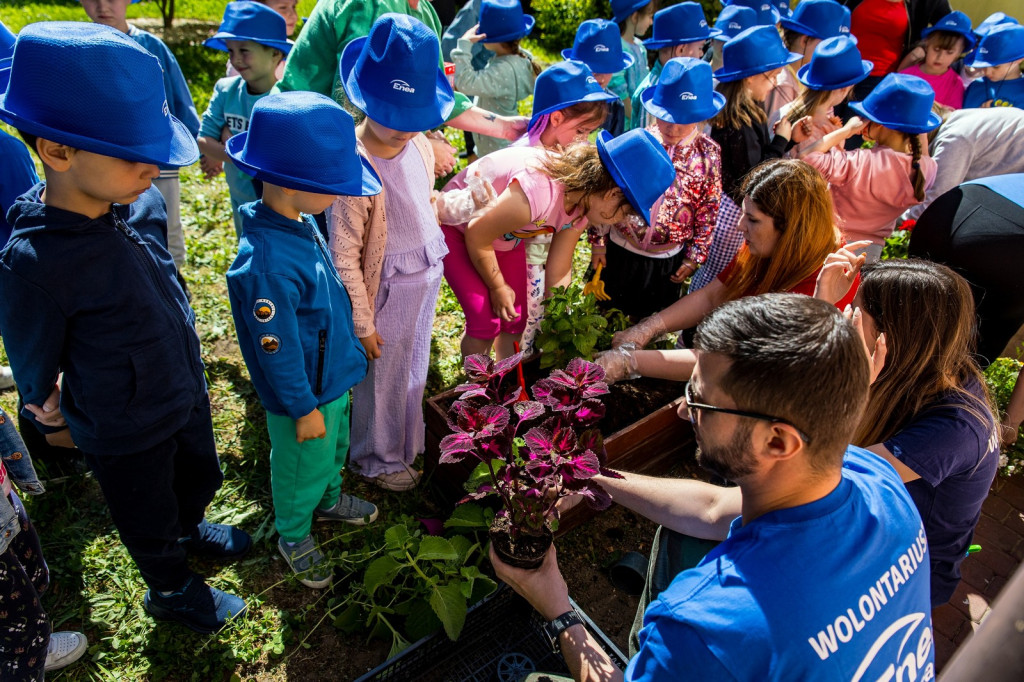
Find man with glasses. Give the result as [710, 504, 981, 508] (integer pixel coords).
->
[493, 293, 934, 681]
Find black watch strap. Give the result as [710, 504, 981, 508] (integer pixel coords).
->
[544, 609, 584, 653]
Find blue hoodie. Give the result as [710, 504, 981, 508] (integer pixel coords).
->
[0, 184, 207, 456]
[227, 202, 367, 419]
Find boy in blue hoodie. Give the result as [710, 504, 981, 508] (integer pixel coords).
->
[0, 23, 249, 634]
[225, 91, 380, 589]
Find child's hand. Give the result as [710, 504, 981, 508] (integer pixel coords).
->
[773, 116, 793, 140]
[790, 116, 814, 144]
[296, 408, 326, 443]
[843, 116, 868, 138]
[590, 251, 607, 269]
[200, 155, 223, 179]
[45, 428, 76, 449]
[360, 332, 384, 360]
[670, 259, 697, 284]
[489, 283, 518, 322]
[426, 130, 457, 178]
[461, 23, 487, 43]
[906, 45, 926, 66]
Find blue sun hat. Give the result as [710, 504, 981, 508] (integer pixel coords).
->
[724, 0, 781, 27]
[0, 21, 15, 60]
[713, 5, 758, 41]
[641, 57, 725, 124]
[0, 22, 198, 166]
[974, 12, 1019, 38]
[596, 129, 674, 226]
[848, 73, 941, 134]
[921, 10, 976, 51]
[610, 0, 652, 24]
[715, 25, 802, 82]
[798, 35, 872, 89]
[774, 0, 793, 20]
[477, 0, 534, 43]
[340, 14, 455, 132]
[204, 1, 293, 54]
[561, 19, 635, 73]
[779, 0, 849, 40]
[965, 24, 1024, 69]
[529, 60, 616, 128]
[644, 2, 720, 49]
[227, 92, 380, 196]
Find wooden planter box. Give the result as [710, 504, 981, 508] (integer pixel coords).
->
[423, 373, 696, 535]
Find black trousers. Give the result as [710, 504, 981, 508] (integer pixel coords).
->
[80, 395, 223, 591]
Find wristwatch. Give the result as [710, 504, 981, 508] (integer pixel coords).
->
[543, 609, 584, 654]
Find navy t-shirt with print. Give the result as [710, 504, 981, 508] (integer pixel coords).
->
[885, 381, 999, 606]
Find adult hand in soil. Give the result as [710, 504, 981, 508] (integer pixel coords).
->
[813, 240, 870, 305]
[490, 283, 518, 322]
[594, 345, 640, 385]
[490, 544, 571, 621]
[611, 312, 667, 350]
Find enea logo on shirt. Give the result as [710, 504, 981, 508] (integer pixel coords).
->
[679, 91, 698, 101]
[391, 79, 416, 93]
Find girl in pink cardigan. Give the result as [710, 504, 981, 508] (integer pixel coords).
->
[797, 73, 938, 263]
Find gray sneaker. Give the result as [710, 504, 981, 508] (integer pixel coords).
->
[314, 494, 379, 525]
[278, 536, 332, 589]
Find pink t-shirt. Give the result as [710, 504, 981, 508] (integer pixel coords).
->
[442, 146, 586, 251]
[901, 64, 965, 109]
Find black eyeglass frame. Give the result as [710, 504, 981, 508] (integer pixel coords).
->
[684, 382, 812, 444]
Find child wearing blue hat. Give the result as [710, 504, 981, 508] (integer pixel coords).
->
[198, 1, 292, 235]
[899, 10, 975, 110]
[451, 0, 541, 156]
[329, 14, 464, 491]
[226, 91, 380, 587]
[563, 19, 635, 135]
[770, 0, 852, 116]
[800, 73, 939, 262]
[608, 0, 653, 125]
[627, 2, 718, 130]
[963, 24, 1024, 109]
[441, 129, 674, 359]
[708, 4, 758, 72]
[0, 22, 249, 634]
[589, 58, 724, 319]
[79, 0, 201, 276]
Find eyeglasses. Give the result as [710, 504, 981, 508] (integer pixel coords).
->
[684, 382, 812, 444]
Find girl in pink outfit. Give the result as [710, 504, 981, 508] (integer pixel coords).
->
[797, 73, 939, 262]
[898, 11, 975, 111]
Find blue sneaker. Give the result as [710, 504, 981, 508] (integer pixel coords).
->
[180, 519, 252, 559]
[144, 576, 247, 634]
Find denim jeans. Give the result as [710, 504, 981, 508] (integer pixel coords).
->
[0, 408, 43, 496]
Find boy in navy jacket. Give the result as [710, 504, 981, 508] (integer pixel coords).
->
[0, 23, 248, 634]
[225, 91, 380, 589]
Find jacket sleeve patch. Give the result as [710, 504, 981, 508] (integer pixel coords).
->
[259, 334, 280, 354]
[253, 298, 276, 323]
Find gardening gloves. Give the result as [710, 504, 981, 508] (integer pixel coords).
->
[611, 312, 668, 350]
[595, 344, 641, 385]
[433, 172, 497, 225]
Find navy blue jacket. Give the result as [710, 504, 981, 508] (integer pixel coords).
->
[0, 184, 207, 456]
[227, 202, 367, 419]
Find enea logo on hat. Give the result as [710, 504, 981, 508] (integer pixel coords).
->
[586, 75, 599, 85]
[699, 20, 708, 27]
[679, 91, 698, 100]
[760, 3, 771, 10]
[391, 78, 416, 93]
[594, 44, 610, 52]
[729, 21, 742, 29]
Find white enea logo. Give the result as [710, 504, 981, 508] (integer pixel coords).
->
[391, 79, 416, 93]
[729, 22, 742, 30]
[840, 26, 850, 33]
[679, 91, 698, 101]
[586, 75, 599, 85]
[979, 47, 988, 54]
[594, 44, 610, 52]
[761, 3, 771, 11]
[699, 20, 708, 27]
[161, 100, 169, 117]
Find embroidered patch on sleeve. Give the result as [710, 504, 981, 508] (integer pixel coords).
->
[260, 334, 280, 354]
[254, 299, 276, 323]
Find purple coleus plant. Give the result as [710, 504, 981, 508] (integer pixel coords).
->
[439, 353, 622, 537]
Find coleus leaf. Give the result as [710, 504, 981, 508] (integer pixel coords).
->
[513, 400, 545, 423]
[561, 449, 601, 482]
[463, 354, 496, 382]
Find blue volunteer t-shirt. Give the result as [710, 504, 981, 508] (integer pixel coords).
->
[963, 77, 1024, 109]
[627, 446, 935, 682]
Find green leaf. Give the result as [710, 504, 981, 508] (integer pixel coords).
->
[430, 582, 468, 640]
[364, 555, 403, 596]
[405, 598, 443, 641]
[384, 524, 411, 550]
[416, 536, 459, 562]
[449, 534, 473, 564]
[463, 459, 502, 494]
[444, 503, 489, 529]
[469, 574, 498, 604]
[331, 604, 363, 634]
[388, 630, 411, 659]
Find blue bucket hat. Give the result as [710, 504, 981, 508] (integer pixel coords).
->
[715, 25, 801, 82]
[641, 57, 725, 124]
[974, 12, 1019, 38]
[478, 0, 534, 43]
[340, 14, 455, 132]
[713, 6, 758, 41]
[797, 35, 872, 89]
[724, 0, 781, 27]
[921, 10, 975, 51]
[562, 19, 635, 73]
[529, 60, 616, 128]
[227, 92, 380, 197]
[0, 22, 198, 167]
[779, 0, 849, 40]
[204, 2, 293, 54]
[774, 0, 793, 20]
[965, 24, 1024, 68]
[644, 3, 720, 49]
[596, 129, 674, 226]
[849, 73, 941, 134]
[0, 21, 15, 61]
[610, 0, 652, 24]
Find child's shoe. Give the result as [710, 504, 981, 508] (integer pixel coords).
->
[0, 366, 15, 391]
[314, 494, 379, 525]
[179, 519, 252, 559]
[144, 576, 248, 634]
[278, 535, 332, 589]
[44, 631, 88, 672]
[371, 469, 421, 492]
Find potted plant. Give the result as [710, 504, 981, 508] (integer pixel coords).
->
[438, 353, 621, 569]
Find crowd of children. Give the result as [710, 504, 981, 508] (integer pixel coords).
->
[0, 0, 1022, 676]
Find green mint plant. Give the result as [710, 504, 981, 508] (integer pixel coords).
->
[535, 282, 631, 369]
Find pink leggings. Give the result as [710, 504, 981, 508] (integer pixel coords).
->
[441, 225, 528, 339]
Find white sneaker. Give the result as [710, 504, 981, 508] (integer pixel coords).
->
[0, 366, 14, 391]
[44, 631, 88, 672]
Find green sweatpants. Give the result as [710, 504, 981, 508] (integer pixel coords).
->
[266, 393, 350, 543]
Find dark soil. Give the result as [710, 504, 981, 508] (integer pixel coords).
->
[490, 515, 554, 569]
